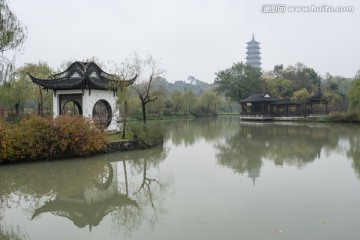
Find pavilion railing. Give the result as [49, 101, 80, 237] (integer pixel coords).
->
[240, 112, 306, 117]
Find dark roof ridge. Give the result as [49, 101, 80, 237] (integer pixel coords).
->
[29, 61, 137, 91]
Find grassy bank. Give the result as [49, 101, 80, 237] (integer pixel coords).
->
[327, 111, 360, 123]
[307, 111, 360, 123]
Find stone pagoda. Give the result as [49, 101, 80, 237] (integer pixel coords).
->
[245, 34, 261, 69]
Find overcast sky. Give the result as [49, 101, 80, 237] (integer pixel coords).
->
[8, 0, 360, 83]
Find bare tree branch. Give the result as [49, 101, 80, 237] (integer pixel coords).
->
[120, 53, 165, 124]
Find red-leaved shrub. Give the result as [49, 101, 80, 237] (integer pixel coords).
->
[52, 115, 108, 158]
[0, 115, 108, 163]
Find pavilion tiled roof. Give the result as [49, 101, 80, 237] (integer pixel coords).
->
[28, 61, 136, 91]
[271, 99, 299, 105]
[240, 91, 278, 103]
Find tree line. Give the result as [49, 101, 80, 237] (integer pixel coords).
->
[1, 58, 360, 122]
[215, 61, 360, 117]
[0, 58, 230, 122]
[1, 0, 360, 123]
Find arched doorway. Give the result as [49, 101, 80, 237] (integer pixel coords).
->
[62, 100, 83, 115]
[59, 94, 83, 116]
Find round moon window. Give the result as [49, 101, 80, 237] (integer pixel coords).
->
[92, 100, 112, 129]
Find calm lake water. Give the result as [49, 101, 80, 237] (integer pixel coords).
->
[1, 116, 360, 240]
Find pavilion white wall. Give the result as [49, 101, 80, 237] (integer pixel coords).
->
[53, 89, 120, 131]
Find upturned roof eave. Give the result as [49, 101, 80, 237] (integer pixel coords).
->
[28, 62, 137, 91]
[29, 74, 105, 90]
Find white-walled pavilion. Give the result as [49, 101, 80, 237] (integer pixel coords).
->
[29, 62, 136, 131]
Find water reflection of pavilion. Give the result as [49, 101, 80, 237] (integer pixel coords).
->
[239, 122, 330, 166]
[215, 122, 333, 184]
[31, 162, 138, 230]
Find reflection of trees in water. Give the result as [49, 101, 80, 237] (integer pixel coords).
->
[0, 160, 107, 239]
[345, 125, 360, 180]
[262, 125, 330, 167]
[167, 120, 196, 146]
[215, 122, 340, 181]
[109, 145, 171, 235]
[0, 144, 172, 238]
[307, 123, 360, 182]
[0, 160, 107, 209]
[135, 146, 170, 227]
[0, 225, 29, 240]
[167, 117, 237, 146]
[215, 131, 263, 183]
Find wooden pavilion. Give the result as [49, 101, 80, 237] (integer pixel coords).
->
[239, 90, 278, 120]
[240, 88, 328, 120]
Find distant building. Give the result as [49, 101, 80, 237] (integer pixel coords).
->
[245, 34, 261, 69]
[239, 87, 328, 121]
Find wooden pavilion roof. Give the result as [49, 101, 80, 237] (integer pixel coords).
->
[240, 91, 278, 103]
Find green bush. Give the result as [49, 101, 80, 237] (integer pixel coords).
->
[0, 115, 108, 163]
[163, 109, 172, 116]
[127, 122, 165, 148]
[191, 106, 218, 118]
[133, 109, 143, 121]
[328, 111, 360, 122]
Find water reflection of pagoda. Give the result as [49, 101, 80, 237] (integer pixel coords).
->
[31, 162, 138, 230]
[248, 166, 261, 186]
